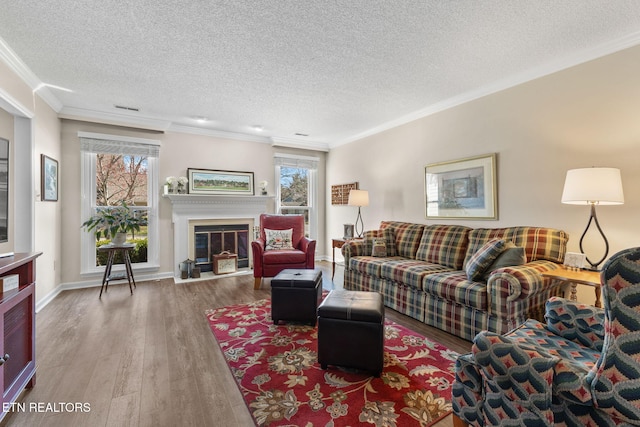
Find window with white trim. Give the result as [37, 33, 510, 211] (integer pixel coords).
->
[80, 132, 159, 274]
[274, 153, 318, 239]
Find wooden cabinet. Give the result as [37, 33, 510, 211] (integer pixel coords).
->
[0, 252, 40, 421]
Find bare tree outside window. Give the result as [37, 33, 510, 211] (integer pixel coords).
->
[96, 154, 148, 206]
[280, 166, 310, 236]
[94, 154, 149, 264]
[280, 167, 308, 207]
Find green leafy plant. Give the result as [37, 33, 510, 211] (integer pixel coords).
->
[81, 202, 147, 240]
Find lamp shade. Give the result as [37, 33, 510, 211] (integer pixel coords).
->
[348, 189, 369, 207]
[561, 167, 624, 205]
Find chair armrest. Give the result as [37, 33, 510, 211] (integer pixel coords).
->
[251, 238, 265, 277]
[545, 296, 604, 351]
[299, 237, 316, 268]
[472, 329, 558, 408]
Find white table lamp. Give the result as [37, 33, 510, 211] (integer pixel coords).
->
[348, 189, 369, 238]
[561, 167, 624, 270]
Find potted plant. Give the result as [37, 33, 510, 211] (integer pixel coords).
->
[81, 201, 147, 245]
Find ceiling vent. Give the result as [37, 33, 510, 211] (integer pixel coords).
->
[114, 105, 140, 112]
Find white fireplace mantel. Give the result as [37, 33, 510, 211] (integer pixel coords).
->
[165, 194, 273, 277]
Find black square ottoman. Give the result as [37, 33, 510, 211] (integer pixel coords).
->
[271, 268, 322, 326]
[317, 290, 385, 376]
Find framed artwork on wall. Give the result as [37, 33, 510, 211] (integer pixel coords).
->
[331, 182, 359, 205]
[41, 154, 59, 202]
[187, 168, 254, 195]
[424, 153, 497, 220]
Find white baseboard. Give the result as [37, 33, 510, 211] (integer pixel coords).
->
[35, 270, 175, 313]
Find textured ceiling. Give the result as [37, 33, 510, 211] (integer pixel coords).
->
[1, 1, 640, 148]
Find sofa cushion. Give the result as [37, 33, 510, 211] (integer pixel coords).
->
[415, 225, 471, 270]
[464, 227, 568, 267]
[482, 242, 527, 280]
[349, 256, 404, 277]
[423, 271, 488, 310]
[465, 238, 507, 281]
[380, 260, 452, 290]
[381, 221, 425, 259]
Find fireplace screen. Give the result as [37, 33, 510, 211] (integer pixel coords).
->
[194, 224, 249, 272]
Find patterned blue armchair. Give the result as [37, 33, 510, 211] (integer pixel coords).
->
[452, 247, 640, 426]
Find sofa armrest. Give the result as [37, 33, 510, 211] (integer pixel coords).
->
[486, 260, 561, 318]
[545, 296, 604, 351]
[341, 240, 365, 271]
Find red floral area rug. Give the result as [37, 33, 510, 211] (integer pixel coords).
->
[206, 298, 459, 427]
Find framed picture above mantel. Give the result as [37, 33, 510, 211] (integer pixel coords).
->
[424, 153, 497, 220]
[187, 168, 254, 195]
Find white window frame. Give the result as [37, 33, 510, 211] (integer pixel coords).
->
[274, 153, 318, 239]
[80, 132, 160, 275]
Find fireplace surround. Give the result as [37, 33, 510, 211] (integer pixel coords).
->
[165, 194, 272, 279]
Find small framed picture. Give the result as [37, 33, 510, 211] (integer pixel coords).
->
[343, 224, 354, 240]
[41, 154, 59, 202]
[564, 252, 586, 270]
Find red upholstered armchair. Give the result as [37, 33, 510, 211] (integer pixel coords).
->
[252, 214, 316, 289]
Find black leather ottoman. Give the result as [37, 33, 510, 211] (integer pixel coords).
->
[271, 268, 322, 325]
[317, 290, 385, 376]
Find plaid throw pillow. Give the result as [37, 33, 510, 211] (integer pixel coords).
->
[465, 238, 507, 281]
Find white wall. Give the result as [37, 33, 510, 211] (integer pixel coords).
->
[327, 44, 640, 274]
[33, 96, 62, 304]
[0, 59, 62, 307]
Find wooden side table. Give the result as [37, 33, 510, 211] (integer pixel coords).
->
[98, 243, 136, 298]
[542, 267, 602, 307]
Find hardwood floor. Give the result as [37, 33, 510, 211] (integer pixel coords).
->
[3, 261, 472, 427]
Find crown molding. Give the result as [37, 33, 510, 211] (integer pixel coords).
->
[59, 106, 171, 132]
[332, 30, 640, 148]
[270, 137, 329, 152]
[168, 124, 271, 143]
[0, 36, 63, 113]
[0, 87, 33, 118]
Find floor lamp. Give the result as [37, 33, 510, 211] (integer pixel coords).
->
[561, 167, 624, 271]
[348, 190, 369, 238]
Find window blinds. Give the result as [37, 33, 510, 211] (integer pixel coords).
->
[79, 132, 160, 157]
[273, 153, 319, 170]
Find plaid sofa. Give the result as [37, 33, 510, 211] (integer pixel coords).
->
[342, 221, 569, 340]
